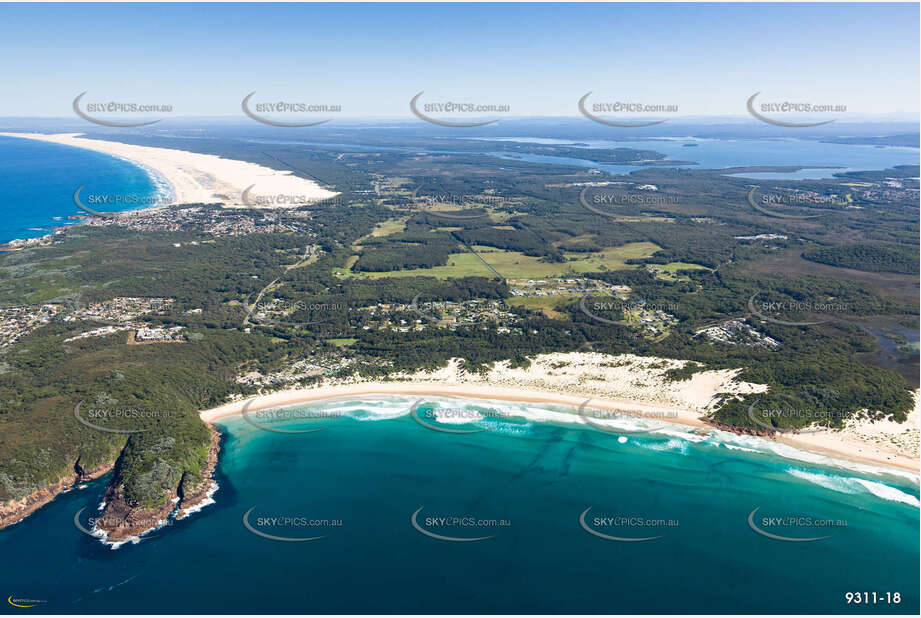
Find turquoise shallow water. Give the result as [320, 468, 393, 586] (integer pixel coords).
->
[0, 136, 164, 244]
[0, 395, 917, 614]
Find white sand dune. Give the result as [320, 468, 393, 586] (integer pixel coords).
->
[0, 132, 338, 207]
[200, 352, 918, 473]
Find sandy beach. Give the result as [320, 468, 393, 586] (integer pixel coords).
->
[0, 132, 338, 207]
[202, 353, 920, 474]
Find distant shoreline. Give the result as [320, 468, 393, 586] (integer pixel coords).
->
[0, 132, 338, 208]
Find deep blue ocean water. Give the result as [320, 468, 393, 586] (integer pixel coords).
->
[0, 396, 917, 614]
[0, 136, 163, 244]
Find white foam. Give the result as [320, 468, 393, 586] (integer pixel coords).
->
[638, 438, 689, 454]
[787, 469, 919, 508]
[723, 443, 760, 453]
[854, 478, 921, 508]
[434, 408, 483, 425]
[177, 481, 219, 519]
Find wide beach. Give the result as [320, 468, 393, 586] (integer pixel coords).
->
[200, 352, 921, 474]
[0, 132, 338, 207]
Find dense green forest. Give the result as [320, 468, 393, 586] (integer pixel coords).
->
[0, 135, 917, 520]
[802, 243, 919, 274]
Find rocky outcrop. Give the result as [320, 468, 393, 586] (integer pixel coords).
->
[95, 427, 221, 540]
[93, 483, 175, 542]
[0, 459, 114, 530]
[177, 427, 221, 519]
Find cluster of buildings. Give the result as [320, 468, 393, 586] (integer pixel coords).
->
[0, 304, 60, 348]
[622, 301, 680, 337]
[734, 234, 788, 241]
[507, 277, 625, 298]
[847, 180, 918, 204]
[74, 206, 320, 238]
[358, 299, 522, 333]
[64, 323, 136, 343]
[66, 297, 174, 324]
[134, 326, 186, 343]
[697, 319, 781, 348]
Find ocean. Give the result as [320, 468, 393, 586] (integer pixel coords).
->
[0, 136, 164, 244]
[0, 396, 917, 614]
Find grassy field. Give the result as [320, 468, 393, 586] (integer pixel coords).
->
[648, 261, 712, 281]
[367, 218, 407, 238]
[335, 242, 662, 280]
[325, 338, 358, 346]
[506, 295, 570, 319]
[658, 261, 712, 273]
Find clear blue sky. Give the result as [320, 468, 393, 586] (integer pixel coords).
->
[0, 2, 917, 117]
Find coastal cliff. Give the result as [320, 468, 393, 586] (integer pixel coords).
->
[0, 459, 114, 530]
[95, 427, 220, 541]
